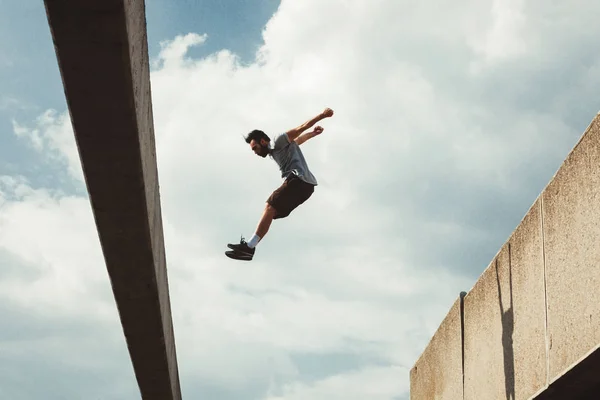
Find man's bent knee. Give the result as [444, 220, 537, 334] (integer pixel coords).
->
[265, 203, 277, 217]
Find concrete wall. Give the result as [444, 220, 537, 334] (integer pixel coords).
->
[463, 203, 547, 400]
[410, 295, 464, 400]
[410, 111, 600, 400]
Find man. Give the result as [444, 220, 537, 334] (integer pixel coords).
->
[225, 107, 334, 260]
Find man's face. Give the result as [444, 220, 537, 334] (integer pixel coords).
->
[250, 139, 269, 158]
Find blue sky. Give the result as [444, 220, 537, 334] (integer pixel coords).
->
[1, 0, 600, 399]
[0, 0, 279, 190]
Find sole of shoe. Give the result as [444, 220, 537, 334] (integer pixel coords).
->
[225, 250, 253, 261]
[227, 244, 254, 256]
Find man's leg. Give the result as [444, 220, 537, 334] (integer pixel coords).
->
[226, 178, 287, 259]
[247, 203, 277, 248]
[245, 178, 314, 249]
[226, 203, 278, 259]
[226, 176, 312, 260]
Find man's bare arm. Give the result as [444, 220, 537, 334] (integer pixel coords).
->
[286, 107, 333, 142]
[294, 126, 323, 145]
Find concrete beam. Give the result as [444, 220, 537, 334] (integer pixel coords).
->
[43, 1, 181, 399]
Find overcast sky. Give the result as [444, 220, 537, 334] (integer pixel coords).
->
[1, 0, 600, 399]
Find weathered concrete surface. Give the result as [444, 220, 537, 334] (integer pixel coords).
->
[463, 200, 547, 400]
[43, 1, 181, 399]
[541, 113, 600, 386]
[410, 295, 464, 400]
[463, 246, 513, 400]
[412, 112, 600, 399]
[505, 199, 547, 399]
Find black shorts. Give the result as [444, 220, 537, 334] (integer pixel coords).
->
[267, 174, 315, 219]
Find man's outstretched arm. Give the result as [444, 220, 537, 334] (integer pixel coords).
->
[295, 126, 323, 145]
[286, 107, 333, 142]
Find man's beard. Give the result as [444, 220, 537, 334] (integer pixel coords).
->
[259, 145, 269, 157]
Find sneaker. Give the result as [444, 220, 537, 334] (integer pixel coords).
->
[225, 250, 253, 261]
[227, 236, 256, 257]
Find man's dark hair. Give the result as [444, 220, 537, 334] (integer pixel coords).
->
[244, 129, 270, 144]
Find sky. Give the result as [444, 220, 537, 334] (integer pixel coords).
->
[1, 0, 599, 399]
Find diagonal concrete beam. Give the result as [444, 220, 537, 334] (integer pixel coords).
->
[43, 1, 181, 398]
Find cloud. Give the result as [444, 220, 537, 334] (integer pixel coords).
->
[0, 179, 138, 399]
[11, 110, 83, 183]
[0, 298, 138, 400]
[0, 96, 32, 112]
[467, 0, 528, 66]
[0, 175, 118, 321]
[264, 365, 407, 400]
[2, 0, 600, 399]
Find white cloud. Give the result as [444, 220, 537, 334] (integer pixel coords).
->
[0, 176, 115, 320]
[11, 109, 83, 182]
[152, 32, 208, 70]
[2, 0, 600, 398]
[468, 0, 528, 67]
[264, 365, 407, 400]
[0, 96, 32, 111]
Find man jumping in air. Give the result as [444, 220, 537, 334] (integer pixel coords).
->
[225, 107, 334, 261]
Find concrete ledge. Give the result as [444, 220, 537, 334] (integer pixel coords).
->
[43, 1, 181, 399]
[463, 198, 547, 400]
[532, 345, 600, 400]
[506, 199, 548, 399]
[411, 111, 600, 398]
[541, 113, 600, 387]
[410, 295, 464, 400]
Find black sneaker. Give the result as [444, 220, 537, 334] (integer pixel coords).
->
[227, 236, 256, 257]
[225, 250, 253, 261]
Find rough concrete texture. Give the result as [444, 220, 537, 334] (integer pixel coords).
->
[413, 111, 600, 399]
[504, 199, 547, 399]
[43, 1, 181, 399]
[541, 112, 600, 384]
[463, 245, 512, 400]
[463, 200, 547, 400]
[410, 296, 464, 400]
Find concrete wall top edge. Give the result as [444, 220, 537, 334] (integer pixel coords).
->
[410, 295, 461, 372]
[535, 110, 600, 201]
[541, 111, 600, 383]
[462, 110, 600, 298]
[410, 296, 464, 400]
[463, 197, 547, 400]
[411, 110, 600, 400]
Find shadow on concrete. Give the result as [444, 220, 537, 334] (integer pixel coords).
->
[496, 243, 515, 400]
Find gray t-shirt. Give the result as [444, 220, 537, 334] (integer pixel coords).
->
[269, 133, 318, 185]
